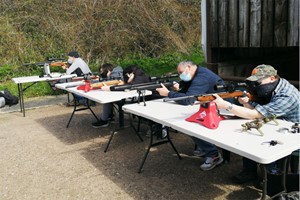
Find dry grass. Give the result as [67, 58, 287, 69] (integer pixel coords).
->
[0, 0, 201, 65]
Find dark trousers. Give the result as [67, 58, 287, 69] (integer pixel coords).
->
[243, 157, 258, 172]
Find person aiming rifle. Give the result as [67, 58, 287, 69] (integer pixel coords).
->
[213, 64, 300, 184]
[91, 65, 151, 128]
[156, 60, 226, 171]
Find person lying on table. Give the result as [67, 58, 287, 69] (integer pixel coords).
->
[91, 65, 150, 128]
[156, 60, 225, 171]
[212, 64, 300, 184]
[99, 63, 123, 81]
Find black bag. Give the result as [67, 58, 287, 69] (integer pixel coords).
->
[0, 88, 19, 107]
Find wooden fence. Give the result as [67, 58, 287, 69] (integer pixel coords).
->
[208, 0, 299, 48]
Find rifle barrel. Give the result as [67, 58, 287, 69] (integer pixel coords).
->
[110, 82, 157, 91]
[134, 82, 173, 90]
[163, 95, 196, 102]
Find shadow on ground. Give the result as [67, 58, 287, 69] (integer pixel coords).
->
[36, 107, 262, 200]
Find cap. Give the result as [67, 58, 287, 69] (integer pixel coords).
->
[67, 51, 79, 58]
[246, 64, 277, 81]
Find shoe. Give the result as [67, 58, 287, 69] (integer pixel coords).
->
[160, 127, 168, 139]
[193, 150, 205, 157]
[92, 120, 109, 128]
[232, 171, 257, 184]
[200, 153, 223, 171]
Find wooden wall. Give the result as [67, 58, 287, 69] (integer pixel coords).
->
[208, 0, 299, 48]
[204, 0, 299, 82]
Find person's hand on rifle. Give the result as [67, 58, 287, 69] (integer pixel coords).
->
[61, 63, 68, 70]
[156, 83, 170, 96]
[101, 82, 111, 91]
[173, 81, 180, 91]
[126, 73, 135, 83]
[212, 94, 229, 110]
[238, 96, 249, 105]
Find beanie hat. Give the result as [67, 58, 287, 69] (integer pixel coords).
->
[67, 51, 80, 58]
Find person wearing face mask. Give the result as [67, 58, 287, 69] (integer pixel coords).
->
[62, 51, 91, 76]
[212, 64, 300, 184]
[156, 60, 225, 171]
[61, 51, 92, 106]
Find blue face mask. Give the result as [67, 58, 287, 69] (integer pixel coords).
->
[67, 58, 73, 64]
[180, 71, 191, 82]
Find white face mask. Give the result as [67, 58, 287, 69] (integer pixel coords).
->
[67, 58, 73, 64]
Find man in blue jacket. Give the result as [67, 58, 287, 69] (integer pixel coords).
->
[156, 60, 224, 171]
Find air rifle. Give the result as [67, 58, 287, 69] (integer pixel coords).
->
[163, 81, 257, 103]
[23, 58, 67, 67]
[109, 73, 178, 91]
[110, 80, 175, 106]
[23, 58, 68, 78]
[110, 82, 158, 91]
[133, 81, 174, 91]
[163, 81, 250, 129]
[77, 79, 124, 92]
[150, 73, 179, 81]
[163, 90, 255, 103]
[110, 80, 175, 91]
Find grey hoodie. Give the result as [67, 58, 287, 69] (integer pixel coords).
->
[110, 66, 124, 80]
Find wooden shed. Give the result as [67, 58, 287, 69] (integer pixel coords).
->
[201, 0, 299, 85]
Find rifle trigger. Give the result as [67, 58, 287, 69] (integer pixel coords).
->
[242, 91, 247, 97]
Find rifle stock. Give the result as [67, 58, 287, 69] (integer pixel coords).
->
[49, 61, 68, 67]
[197, 91, 255, 102]
[163, 90, 256, 102]
[90, 79, 124, 89]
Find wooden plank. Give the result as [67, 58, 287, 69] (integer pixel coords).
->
[261, 0, 274, 47]
[249, 0, 261, 47]
[274, 0, 288, 47]
[238, 0, 250, 47]
[287, 0, 299, 46]
[218, 0, 228, 47]
[228, 0, 238, 47]
[210, 0, 219, 47]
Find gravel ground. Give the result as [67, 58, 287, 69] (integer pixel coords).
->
[0, 96, 264, 200]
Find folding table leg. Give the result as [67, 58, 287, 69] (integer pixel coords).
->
[104, 103, 143, 153]
[66, 96, 98, 128]
[138, 125, 181, 173]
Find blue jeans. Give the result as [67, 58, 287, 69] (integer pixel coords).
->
[192, 137, 218, 157]
[243, 157, 283, 174]
[73, 94, 86, 103]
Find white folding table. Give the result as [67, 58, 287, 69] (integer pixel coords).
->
[12, 74, 76, 117]
[56, 82, 152, 152]
[122, 99, 299, 199]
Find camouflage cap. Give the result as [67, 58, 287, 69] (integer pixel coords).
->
[246, 64, 277, 81]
